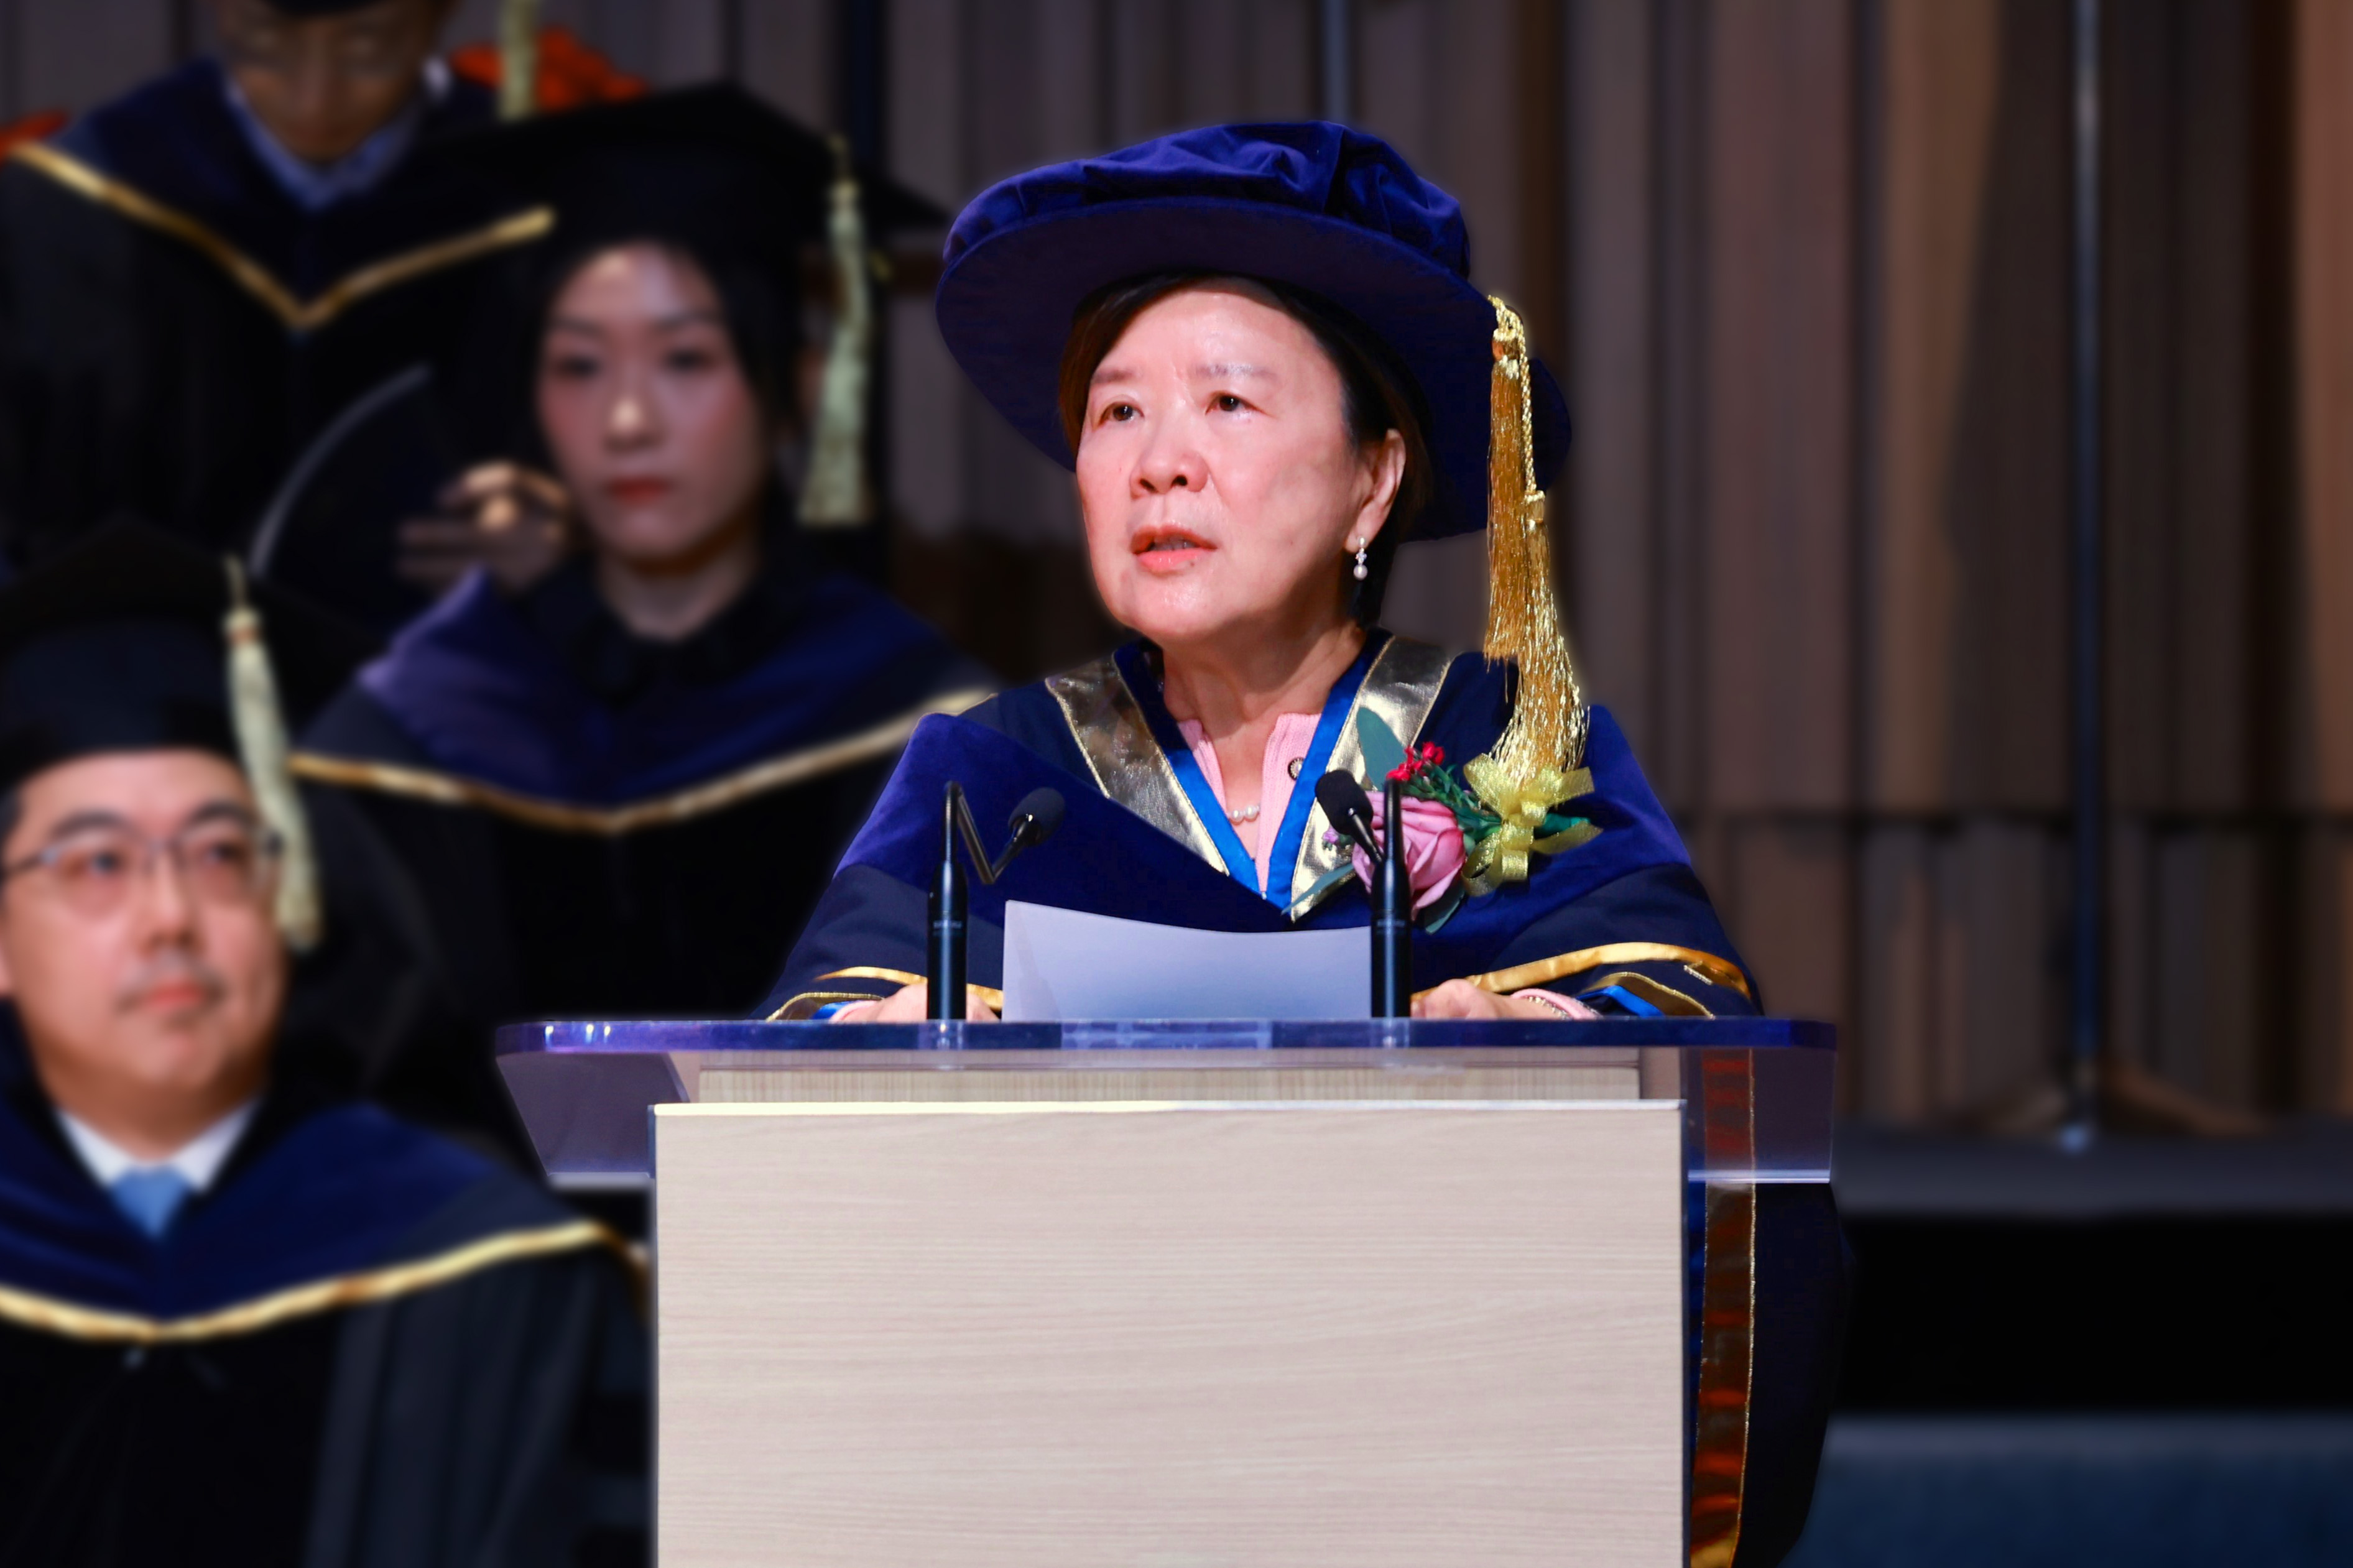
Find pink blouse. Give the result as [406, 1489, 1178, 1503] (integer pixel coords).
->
[1175, 712, 1322, 892]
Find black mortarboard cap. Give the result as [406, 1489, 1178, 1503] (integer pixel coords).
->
[433, 82, 946, 269]
[0, 522, 373, 800]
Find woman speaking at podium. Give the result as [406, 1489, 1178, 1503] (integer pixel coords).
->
[762, 125, 1844, 1566]
[765, 124, 1757, 1029]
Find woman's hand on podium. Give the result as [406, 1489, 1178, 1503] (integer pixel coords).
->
[830, 982, 1000, 1023]
[1412, 980, 1597, 1022]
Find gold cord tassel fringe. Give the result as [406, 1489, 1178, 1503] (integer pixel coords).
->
[499, 0, 541, 121]
[1464, 298, 1589, 886]
[798, 137, 874, 528]
[223, 561, 322, 951]
[1478, 297, 1588, 778]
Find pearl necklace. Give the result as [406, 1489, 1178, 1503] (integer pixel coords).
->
[1226, 803, 1261, 825]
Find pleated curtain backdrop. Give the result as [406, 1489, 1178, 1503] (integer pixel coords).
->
[5, 0, 2352, 1121]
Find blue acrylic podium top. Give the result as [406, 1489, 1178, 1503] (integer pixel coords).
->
[496, 1018, 1836, 1185]
[499, 1017, 1834, 1054]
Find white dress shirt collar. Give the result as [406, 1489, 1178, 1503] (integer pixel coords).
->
[220, 57, 450, 213]
[57, 1098, 260, 1195]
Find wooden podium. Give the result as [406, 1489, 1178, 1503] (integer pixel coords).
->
[500, 1019, 1834, 1566]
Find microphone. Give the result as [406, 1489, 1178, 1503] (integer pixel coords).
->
[1315, 770, 1381, 861]
[927, 784, 1069, 1022]
[999, 788, 1066, 870]
[1316, 769, 1412, 1018]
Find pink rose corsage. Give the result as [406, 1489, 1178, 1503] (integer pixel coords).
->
[1349, 791, 1468, 912]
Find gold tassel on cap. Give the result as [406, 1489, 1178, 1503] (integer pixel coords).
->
[1461, 297, 1591, 891]
[499, 0, 542, 121]
[222, 561, 323, 951]
[798, 136, 874, 528]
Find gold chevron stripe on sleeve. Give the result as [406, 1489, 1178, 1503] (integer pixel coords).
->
[764, 967, 1005, 1018]
[292, 688, 994, 834]
[7, 141, 552, 332]
[0, 1219, 623, 1345]
[1420, 943, 1755, 1005]
[767, 990, 887, 1021]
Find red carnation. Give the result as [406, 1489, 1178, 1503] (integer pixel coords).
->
[1388, 742, 1445, 784]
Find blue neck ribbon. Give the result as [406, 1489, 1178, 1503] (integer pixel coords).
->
[1114, 635, 1384, 906]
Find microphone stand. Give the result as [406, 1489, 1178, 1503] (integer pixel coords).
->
[927, 783, 1065, 1023]
[1371, 775, 1412, 1019]
[928, 786, 971, 1022]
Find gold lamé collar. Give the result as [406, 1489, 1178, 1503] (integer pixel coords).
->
[1046, 655, 1224, 867]
[1047, 637, 1458, 914]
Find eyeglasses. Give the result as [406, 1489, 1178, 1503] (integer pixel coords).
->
[1, 819, 284, 918]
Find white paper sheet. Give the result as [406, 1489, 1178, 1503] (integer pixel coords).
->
[999, 901, 1370, 1021]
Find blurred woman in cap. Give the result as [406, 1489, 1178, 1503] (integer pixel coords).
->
[290, 88, 990, 1153]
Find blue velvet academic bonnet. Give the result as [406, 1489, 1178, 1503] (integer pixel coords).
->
[933, 122, 1571, 542]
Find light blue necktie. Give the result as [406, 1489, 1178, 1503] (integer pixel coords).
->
[110, 1168, 193, 1238]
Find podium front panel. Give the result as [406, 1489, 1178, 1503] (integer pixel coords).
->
[655, 1100, 1685, 1567]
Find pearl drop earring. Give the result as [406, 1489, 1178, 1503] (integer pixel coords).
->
[1350, 538, 1369, 581]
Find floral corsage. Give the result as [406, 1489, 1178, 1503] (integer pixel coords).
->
[1288, 714, 1596, 929]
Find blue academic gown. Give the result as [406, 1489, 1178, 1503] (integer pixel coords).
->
[764, 631, 1846, 1566]
[767, 632, 1756, 1015]
[0, 1023, 645, 1566]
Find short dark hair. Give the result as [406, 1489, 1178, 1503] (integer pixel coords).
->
[1056, 272, 1433, 624]
[0, 789, 17, 860]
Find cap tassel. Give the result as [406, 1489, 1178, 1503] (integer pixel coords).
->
[499, 0, 541, 121]
[798, 137, 874, 529]
[223, 561, 323, 951]
[1461, 297, 1590, 892]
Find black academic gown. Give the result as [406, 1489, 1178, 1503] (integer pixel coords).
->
[0, 60, 530, 627]
[287, 538, 994, 1150]
[0, 1027, 647, 1568]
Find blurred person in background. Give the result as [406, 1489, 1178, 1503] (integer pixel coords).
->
[0, 523, 646, 1567]
[290, 88, 991, 1152]
[0, 0, 599, 632]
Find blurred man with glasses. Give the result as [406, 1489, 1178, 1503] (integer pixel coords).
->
[0, 524, 647, 1567]
[0, 0, 575, 634]
[0, 773, 292, 1215]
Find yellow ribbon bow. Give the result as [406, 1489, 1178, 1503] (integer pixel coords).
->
[1460, 755, 1596, 893]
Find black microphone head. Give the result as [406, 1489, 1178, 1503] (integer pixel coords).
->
[1009, 786, 1066, 846]
[1315, 768, 1374, 828]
